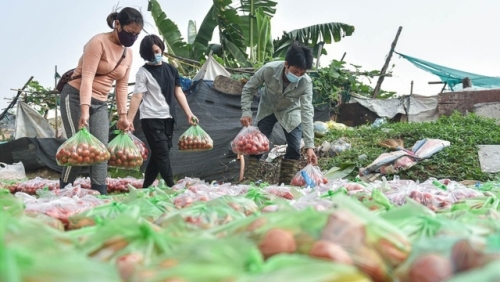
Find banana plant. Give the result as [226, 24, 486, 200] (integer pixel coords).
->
[187, 20, 197, 44]
[233, 0, 278, 60]
[254, 7, 273, 63]
[149, 0, 354, 70]
[273, 22, 355, 58]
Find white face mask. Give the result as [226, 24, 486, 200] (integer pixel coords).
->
[286, 71, 301, 83]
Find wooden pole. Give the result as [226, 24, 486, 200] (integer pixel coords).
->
[440, 82, 448, 93]
[0, 76, 34, 121]
[372, 26, 403, 98]
[55, 65, 58, 136]
[340, 52, 347, 62]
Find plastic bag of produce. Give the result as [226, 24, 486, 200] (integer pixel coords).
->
[313, 121, 329, 137]
[0, 189, 24, 217]
[80, 214, 173, 263]
[23, 196, 103, 228]
[231, 126, 270, 155]
[209, 195, 259, 216]
[107, 130, 143, 170]
[55, 127, 110, 166]
[25, 212, 65, 231]
[264, 184, 297, 200]
[237, 254, 370, 282]
[156, 200, 246, 230]
[177, 123, 213, 152]
[323, 195, 412, 281]
[394, 236, 497, 282]
[210, 209, 329, 258]
[2, 212, 74, 253]
[244, 187, 279, 207]
[68, 202, 137, 230]
[0, 161, 25, 181]
[132, 262, 244, 282]
[14, 177, 58, 195]
[107, 177, 143, 193]
[0, 216, 121, 282]
[380, 199, 485, 242]
[125, 197, 165, 222]
[0, 179, 19, 193]
[447, 261, 500, 282]
[54, 185, 100, 198]
[128, 132, 149, 161]
[444, 202, 500, 234]
[290, 164, 328, 187]
[130, 237, 262, 282]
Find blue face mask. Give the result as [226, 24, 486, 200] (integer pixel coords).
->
[150, 53, 162, 64]
[286, 70, 301, 83]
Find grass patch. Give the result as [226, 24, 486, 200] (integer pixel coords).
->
[108, 167, 143, 179]
[317, 112, 500, 182]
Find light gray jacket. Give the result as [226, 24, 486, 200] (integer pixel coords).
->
[241, 61, 315, 149]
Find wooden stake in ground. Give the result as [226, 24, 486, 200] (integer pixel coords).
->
[0, 76, 34, 121]
[55, 65, 59, 135]
[372, 26, 403, 98]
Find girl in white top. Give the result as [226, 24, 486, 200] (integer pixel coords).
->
[127, 35, 198, 188]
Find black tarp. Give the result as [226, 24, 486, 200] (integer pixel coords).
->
[168, 81, 264, 183]
[0, 137, 89, 174]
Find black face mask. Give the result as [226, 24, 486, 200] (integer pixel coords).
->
[117, 28, 138, 47]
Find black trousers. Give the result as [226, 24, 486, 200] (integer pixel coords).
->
[141, 118, 175, 187]
[251, 114, 302, 160]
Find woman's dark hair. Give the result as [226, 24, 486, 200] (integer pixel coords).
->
[139, 34, 165, 61]
[285, 41, 314, 70]
[106, 7, 144, 29]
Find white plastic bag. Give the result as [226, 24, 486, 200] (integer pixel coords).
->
[0, 161, 26, 180]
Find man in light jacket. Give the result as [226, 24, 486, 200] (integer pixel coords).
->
[240, 41, 318, 184]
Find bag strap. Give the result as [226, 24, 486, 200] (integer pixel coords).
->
[71, 47, 127, 80]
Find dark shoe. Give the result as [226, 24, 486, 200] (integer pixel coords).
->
[279, 159, 300, 185]
[59, 178, 71, 189]
[91, 184, 108, 195]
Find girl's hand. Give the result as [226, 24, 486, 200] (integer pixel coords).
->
[188, 115, 198, 126]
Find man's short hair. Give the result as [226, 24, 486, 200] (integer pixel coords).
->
[285, 41, 314, 70]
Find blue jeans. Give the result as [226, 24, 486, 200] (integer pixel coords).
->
[253, 114, 302, 160]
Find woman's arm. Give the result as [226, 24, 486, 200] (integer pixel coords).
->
[174, 86, 197, 125]
[78, 37, 103, 128]
[115, 58, 131, 131]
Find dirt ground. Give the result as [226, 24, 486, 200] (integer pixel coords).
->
[25, 168, 61, 180]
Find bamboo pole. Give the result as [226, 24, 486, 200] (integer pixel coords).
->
[372, 26, 403, 98]
[55, 65, 58, 135]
